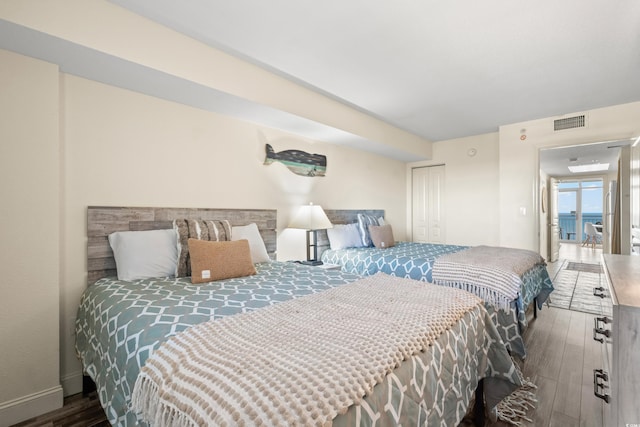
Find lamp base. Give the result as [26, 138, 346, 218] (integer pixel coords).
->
[300, 260, 324, 266]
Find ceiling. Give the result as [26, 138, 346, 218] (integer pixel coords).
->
[107, 0, 640, 142]
[1, 1, 639, 162]
[539, 138, 634, 177]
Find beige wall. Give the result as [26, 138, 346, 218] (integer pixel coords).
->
[407, 133, 500, 246]
[0, 46, 408, 422]
[60, 74, 407, 392]
[0, 50, 63, 425]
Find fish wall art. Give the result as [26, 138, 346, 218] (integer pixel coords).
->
[264, 144, 327, 177]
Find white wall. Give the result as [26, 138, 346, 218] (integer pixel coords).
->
[0, 50, 63, 425]
[407, 132, 500, 246]
[59, 74, 408, 393]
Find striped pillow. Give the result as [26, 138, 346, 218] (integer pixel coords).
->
[173, 219, 232, 277]
[357, 213, 380, 247]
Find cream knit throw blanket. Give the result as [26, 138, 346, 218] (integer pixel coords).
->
[432, 245, 545, 310]
[131, 273, 481, 427]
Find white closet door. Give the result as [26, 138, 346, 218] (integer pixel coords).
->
[412, 165, 445, 243]
[412, 167, 429, 242]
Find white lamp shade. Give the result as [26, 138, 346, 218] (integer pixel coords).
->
[288, 204, 333, 230]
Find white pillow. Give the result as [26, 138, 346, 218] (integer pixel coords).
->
[326, 223, 364, 250]
[108, 229, 178, 281]
[231, 223, 271, 263]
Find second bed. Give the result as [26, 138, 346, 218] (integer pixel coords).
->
[320, 210, 554, 358]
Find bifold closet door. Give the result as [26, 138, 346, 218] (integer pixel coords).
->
[412, 165, 445, 243]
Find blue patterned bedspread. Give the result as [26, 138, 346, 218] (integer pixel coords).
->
[321, 241, 467, 282]
[75, 261, 520, 426]
[76, 262, 362, 426]
[322, 242, 555, 358]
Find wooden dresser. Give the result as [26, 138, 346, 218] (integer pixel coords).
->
[595, 255, 640, 427]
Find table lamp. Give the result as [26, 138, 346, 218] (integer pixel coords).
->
[288, 203, 333, 265]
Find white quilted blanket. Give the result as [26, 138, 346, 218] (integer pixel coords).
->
[432, 245, 545, 310]
[131, 273, 481, 427]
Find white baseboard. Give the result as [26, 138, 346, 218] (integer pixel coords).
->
[61, 371, 83, 396]
[0, 385, 64, 427]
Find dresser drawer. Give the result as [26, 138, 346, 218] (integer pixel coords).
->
[592, 280, 612, 420]
[601, 255, 640, 427]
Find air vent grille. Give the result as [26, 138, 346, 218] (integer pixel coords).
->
[554, 115, 586, 131]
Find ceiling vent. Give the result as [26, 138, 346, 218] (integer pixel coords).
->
[554, 115, 586, 131]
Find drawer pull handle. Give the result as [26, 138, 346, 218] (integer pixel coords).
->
[593, 286, 606, 298]
[593, 316, 611, 343]
[593, 369, 610, 403]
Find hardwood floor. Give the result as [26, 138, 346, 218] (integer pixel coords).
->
[10, 392, 109, 427]
[513, 304, 604, 426]
[12, 243, 606, 427]
[506, 242, 605, 427]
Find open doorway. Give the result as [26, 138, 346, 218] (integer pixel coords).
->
[539, 139, 629, 261]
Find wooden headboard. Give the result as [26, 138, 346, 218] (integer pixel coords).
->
[87, 206, 277, 284]
[318, 209, 385, 254]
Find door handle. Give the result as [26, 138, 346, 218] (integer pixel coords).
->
[593, 286, 606, 298]
[593, 369, 610, 403]
[593, 316, 611, 343]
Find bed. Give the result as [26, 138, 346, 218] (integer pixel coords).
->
[319, 210, 554, 358]
[76, 206, 523, 426]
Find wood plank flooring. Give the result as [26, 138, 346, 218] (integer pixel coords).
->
[11, 243, 607, 427]
[10, 392, 109, 427]
[501, 242, 605, 427]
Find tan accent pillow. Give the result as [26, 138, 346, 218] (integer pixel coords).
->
[188, 238, 257, 284]
[368, 224, 395, 249]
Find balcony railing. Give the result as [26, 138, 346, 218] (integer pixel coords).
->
[558, 213, 602, 241]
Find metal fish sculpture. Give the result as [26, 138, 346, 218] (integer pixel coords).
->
[264, 144, 327, 177]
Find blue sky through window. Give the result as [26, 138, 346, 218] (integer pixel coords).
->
[558, 180, 603, 214]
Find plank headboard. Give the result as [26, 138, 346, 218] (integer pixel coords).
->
[87, 206, 277, 284]
[318, 209, 385, 255]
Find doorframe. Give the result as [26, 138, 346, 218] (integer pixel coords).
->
[538, 141, 629, 257]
